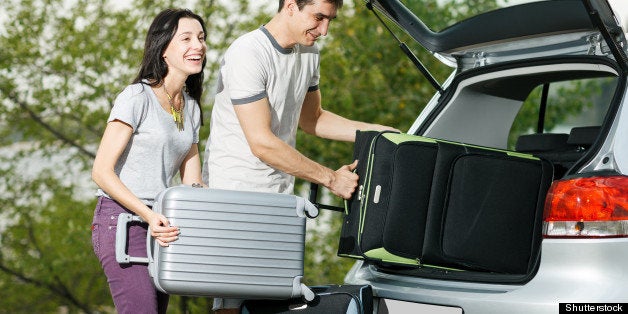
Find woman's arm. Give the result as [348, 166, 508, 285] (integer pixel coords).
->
[179, 143, 205, 186]
[91, 120, 179, 246]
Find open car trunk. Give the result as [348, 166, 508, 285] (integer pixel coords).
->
[347, 0, 628, 284]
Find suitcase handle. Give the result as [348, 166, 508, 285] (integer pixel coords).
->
[308, 183, 345, 213]
[115, 213, 150, 264]
[297, 197, 319, 219]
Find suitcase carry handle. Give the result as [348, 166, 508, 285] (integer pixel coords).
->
[308, 183, 345, 213]
[115, 213, 150, 264]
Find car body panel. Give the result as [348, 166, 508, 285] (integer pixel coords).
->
[582, 78, 628, 174]
[347, 239, 628, 314]
[370, 0, 627, 71]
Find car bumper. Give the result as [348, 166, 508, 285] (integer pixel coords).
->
[344, 238, 628, 314]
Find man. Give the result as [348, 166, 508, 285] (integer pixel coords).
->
[204, 0, 396, 196]
[203, 1, 397, 311]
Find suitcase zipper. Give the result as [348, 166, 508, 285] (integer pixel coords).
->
[358, 133, 382, 242]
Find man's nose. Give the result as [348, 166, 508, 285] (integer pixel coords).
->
[318, 19, 331, 36]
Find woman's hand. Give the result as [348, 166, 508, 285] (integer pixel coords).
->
[146, 212, 180, 247]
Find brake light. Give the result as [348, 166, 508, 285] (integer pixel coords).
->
[543, 176, 628, 238]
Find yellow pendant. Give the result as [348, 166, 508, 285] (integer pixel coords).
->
[171, 106, 184, 131]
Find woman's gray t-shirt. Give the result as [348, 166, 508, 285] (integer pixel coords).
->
[96, 83, 201, 206]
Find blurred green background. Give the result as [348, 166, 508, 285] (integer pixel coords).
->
[0, 0, 504, 312]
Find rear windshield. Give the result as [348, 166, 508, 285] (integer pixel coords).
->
[508, 76, 617, 149]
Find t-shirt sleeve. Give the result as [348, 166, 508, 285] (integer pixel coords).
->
[309, 68, 320, 92]
[224, 41, 268, 105]
[108, 84, 149, 131]
[309, 46, 320, 91]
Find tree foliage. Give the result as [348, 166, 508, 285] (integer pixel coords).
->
[1, 0, 267, 312]
[1, 0, 503, 312]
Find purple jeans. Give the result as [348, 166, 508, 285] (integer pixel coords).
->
[91, 196, 169, 314]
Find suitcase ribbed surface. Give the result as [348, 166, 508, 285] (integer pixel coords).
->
[151, 187, 306, 298]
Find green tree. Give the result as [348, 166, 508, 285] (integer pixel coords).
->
[1, 0, 505, 312]
[0, 0, 266, 312]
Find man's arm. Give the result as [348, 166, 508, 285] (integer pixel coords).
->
[298, 89, 399, 142]
[234, 97, 358, 199]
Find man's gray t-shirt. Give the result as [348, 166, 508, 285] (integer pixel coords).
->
[203, 26, 320, 194]
[96, 83, 201, 206]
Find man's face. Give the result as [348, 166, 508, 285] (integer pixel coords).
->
[289, 0, 337, 47]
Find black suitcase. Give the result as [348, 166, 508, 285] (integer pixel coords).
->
[337, 131, 553, 274]
[240, 285, 373, 314]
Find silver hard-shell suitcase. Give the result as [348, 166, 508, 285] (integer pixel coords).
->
[115, 186, 318, 301]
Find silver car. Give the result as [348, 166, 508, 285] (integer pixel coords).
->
[344, 0, 628, 313]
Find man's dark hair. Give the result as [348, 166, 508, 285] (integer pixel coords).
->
[278, 0, 343, 12]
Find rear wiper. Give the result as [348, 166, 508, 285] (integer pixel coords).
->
[366, 1, 443, 94]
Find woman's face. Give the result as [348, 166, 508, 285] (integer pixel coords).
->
[162, 17, 207, 78]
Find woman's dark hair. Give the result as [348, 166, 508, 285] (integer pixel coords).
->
[133, 8, 207, 123]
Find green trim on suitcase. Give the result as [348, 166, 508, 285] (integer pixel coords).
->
[357, 135, 379, 242]
[363, 248, 420, 266]
[382, 132, 438, 144]
[338, 253, 365, 260]
[384, 132, 537, 160]
[421, 263, 466, 272]
[436, 138, 538, 160]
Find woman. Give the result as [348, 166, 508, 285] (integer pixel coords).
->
[91, 8, 207, 313]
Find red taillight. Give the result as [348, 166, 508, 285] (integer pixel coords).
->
[543, 176, 628, 238]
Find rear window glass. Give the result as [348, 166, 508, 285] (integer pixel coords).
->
[508, 76, 617, 149]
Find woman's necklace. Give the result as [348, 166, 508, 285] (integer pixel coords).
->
[163, 84, 184, 131]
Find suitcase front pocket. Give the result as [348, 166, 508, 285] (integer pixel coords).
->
[359, 135, 438, 266]
[440, 154, 546, 273]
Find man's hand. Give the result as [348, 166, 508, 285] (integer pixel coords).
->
[329, 160, 359, 199]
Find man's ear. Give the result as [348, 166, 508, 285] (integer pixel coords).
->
[285, 0, 297, 14]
